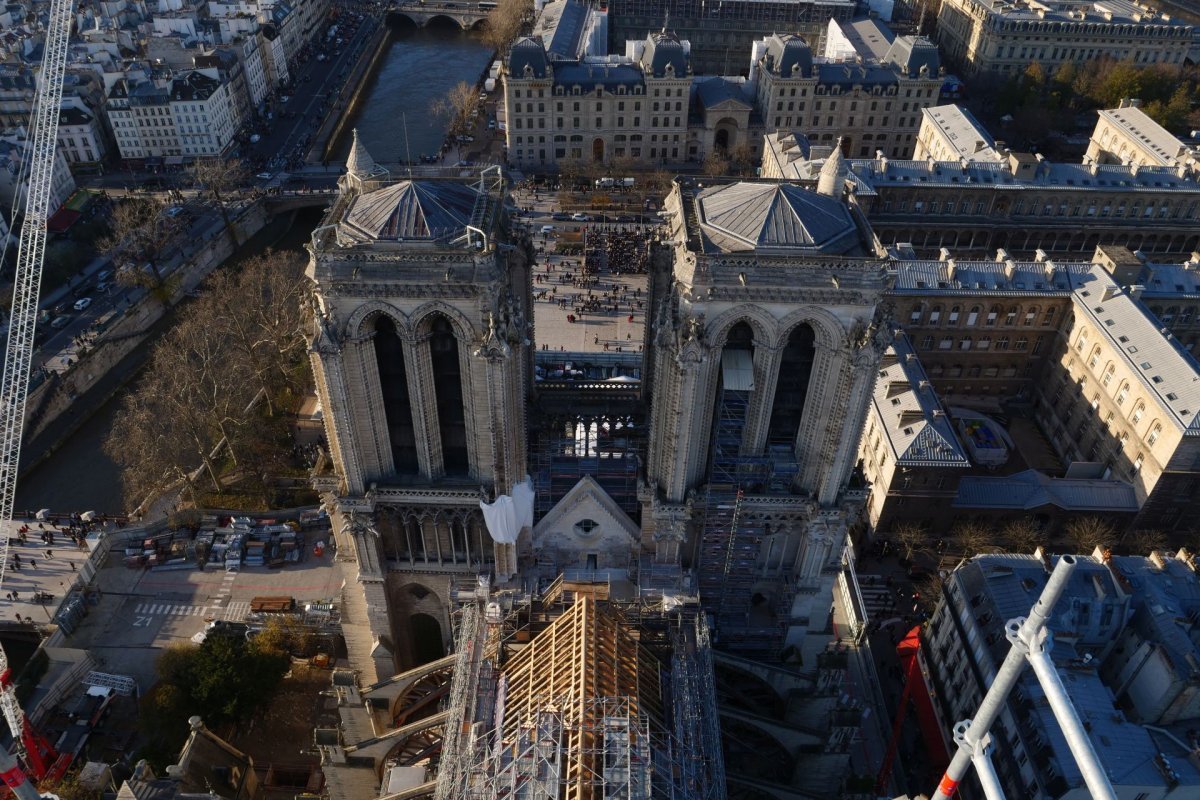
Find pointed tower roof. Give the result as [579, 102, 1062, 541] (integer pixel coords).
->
[817, 139, 847, 197]
[346, 128, 376, 180]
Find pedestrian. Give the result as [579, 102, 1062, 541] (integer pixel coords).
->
[45, 550, 51, 559]
[69, 561, 75, 572]
[29, 560, 35, 570]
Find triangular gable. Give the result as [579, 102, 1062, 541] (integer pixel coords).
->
[533, 475, 639, 541]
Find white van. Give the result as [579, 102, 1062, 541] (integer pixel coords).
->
[540, 225, 555, 235]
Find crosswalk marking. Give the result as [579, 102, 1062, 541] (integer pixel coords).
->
[856, 575, 904, 618]
[135, 602, 210, 617]
[222, 601, 250, 622]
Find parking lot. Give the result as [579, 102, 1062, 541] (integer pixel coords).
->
[62, 549, 343, 691]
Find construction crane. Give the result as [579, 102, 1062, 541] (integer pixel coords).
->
[0, 0, 77, 790]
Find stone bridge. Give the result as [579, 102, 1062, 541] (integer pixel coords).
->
[388, 0, 492, 30]
[263, 191, 338, 214]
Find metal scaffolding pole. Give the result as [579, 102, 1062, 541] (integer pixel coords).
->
[931, 554, 1116, 800]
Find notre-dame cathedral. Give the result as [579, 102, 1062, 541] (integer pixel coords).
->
[306, 135, 893, 680]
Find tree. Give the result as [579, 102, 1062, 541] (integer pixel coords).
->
[481, 0, 531, 51]
[100, 197, 182, 306]
[189, 158, 248, 247]
[1127, 528, 1168, 555]
[729, 142, 758, 176]
[1065, 516, 1115, 554]
[703, 152, 730, 177]
[952, 520, 999, 557]
[195, 250, 308, 417]
[1000, 518, 1046, 554]
[893, 523, 930, 562]
[430, 81, 479, 138]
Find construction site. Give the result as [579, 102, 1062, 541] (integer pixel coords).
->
[317, 575, 726, 799]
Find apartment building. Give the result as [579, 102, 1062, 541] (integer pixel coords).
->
[56, 103, 108, 168]
[108, 70, 236, 162]
[1085, 98, 1200, 172]
[936, 0, 1193, 78]
[0, 130, 77, 213]
[921, 552, 1200, 799]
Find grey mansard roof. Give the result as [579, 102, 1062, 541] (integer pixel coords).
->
[508, 37, 548, 79]
[640, 31, 689, 78]
[761, 33, 813, 77]
[882, 35, 940, 77]
[342, 180, 479, 243]
[694, 182, 858, 253]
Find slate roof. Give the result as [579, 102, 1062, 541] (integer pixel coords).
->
[760, 33, 812, 77]
[693, 182, 858, 253]
[554, 62, 643, 90]
[953, 469, 1139, 511]
[1072, 271, 1200, 435]
[508, 36, 548, 79]
[534, 0, 589, 61]
[694, 77, 752, 110]
[882, 35, 939, 76]
[342, 180, 478, 242]
[870, 338, 969, 467]
[640, 31, 688, 78]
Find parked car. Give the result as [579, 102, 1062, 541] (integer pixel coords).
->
[96, 269, 111, 283]
[95, 281, 111, 294]
[50, 316, 71, 329]
[571, 213, 590, 221]
[166, 205, 186, 218]
[551, 212, 570, 221]
[256, 172, 273, 180]
[73, 297, 92, 312]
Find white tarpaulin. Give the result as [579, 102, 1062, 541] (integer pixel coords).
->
[480, 476, 534, 545]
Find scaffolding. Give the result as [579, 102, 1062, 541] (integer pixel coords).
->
[695, 352, 795, 657]
[437, 588, 726, 799]
[530, 413, 644, 524]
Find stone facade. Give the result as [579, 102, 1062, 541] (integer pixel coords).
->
[936, 0, 1192, 78]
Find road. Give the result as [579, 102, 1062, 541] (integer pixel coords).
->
[29, 203, 231, 378]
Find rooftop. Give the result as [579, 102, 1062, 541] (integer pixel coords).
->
[953, 469, 1139, 511]
[1072, 268, 1200, 435]
[870, 337, 970, 467]
[920, 104, 1004, 162]
[340, 180, 479, 244]
[1095, 103, 1191, 166]
[958, 0, 1190, 28]
[532, 0, 590, 61]
[691, 181, 860, 254]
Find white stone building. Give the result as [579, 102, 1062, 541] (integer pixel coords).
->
[56, 102, 108, 168]
[937, 0, 1193, 78]
[914, 103, 1004, 163]
[1085, 99, 1200, 174]
[107, 70, 236, 161]
[0, 129, 77, 213]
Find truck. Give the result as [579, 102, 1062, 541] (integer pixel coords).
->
[484, 77, 496, 93]
[620, 177, 636, 187]
[489, 60, 502, 80]
[594, 177, 615, 188]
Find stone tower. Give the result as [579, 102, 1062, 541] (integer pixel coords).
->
[645, 178, 891, 657]
[307, 161, 530, 677]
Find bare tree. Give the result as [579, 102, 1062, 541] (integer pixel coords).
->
[952, 520, 1000, 557]
[201, 250, 309, 415]
[914, 570, 947, 613]
[100, 197, 182, 305]
[430, 81, 479, 137]
[893, 523, 930, 563]
[1065, 516, 1115, 554]
[1000, 518, 1046, 554]
[481, 0, 531, 51]
[189, 158, 248, 247]
[729, 142, 758, 176]
[1126, 528, 1168, 556]
[703, 152, 731, 177]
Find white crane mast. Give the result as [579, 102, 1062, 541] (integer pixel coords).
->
[0, 0, 75, 770]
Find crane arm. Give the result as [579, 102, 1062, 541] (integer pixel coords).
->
[0, 0, 74, 766]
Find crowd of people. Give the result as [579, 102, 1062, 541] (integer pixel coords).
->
[583, 225, 651, 276]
